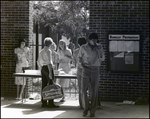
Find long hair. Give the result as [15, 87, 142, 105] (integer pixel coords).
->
[51, 42, 57, 51]
[18, 38, 27, 48]
[57, 39, 67, 51]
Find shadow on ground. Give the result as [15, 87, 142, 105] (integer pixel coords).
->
[1, 97, 149, 118]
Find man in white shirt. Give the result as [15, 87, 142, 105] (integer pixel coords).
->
[37, 37, 59, 108]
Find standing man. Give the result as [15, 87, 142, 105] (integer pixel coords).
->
[72, 37, 87, 109]
[37, 37, 59, 108]
[78, 33, 105, 117]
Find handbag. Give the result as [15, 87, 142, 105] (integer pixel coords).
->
[42, 83, 63, 100]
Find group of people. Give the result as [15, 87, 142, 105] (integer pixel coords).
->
[14, 32, 105, 117]
[37, 38, 73, 106]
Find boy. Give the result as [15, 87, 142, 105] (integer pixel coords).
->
[37, 37, 59, 108]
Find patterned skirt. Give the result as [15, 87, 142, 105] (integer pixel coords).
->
[15, 62, 27, 85]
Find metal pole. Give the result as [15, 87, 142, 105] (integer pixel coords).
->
[36, 23, 38, 70]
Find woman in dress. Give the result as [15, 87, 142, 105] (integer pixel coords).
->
[57, 39, 72, 102]
[14, 39, 30, 100]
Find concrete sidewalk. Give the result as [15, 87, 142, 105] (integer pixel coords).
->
[1, 96, 149, 118]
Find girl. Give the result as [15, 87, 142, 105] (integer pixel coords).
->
[57, 39, 72, 102]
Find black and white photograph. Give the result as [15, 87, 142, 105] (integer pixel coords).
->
[1, 1, 149, 118]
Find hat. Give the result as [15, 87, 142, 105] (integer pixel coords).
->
[89, 33, 98, 40]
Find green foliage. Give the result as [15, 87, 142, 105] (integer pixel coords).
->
[32, 1, 89, 39]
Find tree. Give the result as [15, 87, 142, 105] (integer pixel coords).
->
[32, 1, 89, 42]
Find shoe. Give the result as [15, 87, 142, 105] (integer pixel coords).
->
[90, 114, 95, 117]
[79, 106, 83, 109]
[51, 104, 59, 108]
[60, 99, 65, 102]
[47, 104, 59, 108]
[41, 104, 47, 108]
[97, 105, 102, 109]
[16, 98, 22, 100]
[83, 110, 88, 116]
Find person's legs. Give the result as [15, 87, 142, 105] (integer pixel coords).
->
[47, 99, 58, 108]
[89, 68, 99, 116]
[16, 85, 20, 99]
[97, 91, 102, 109]
[41, 66, 49, 107]
[77, 67, 83, 108]
[15, 77, 22, 100]
[56, 78, 66, 102]
[81, 67, 90, 116]
[19, 77, 27, 100]
[60, 89, 65, 102]
[58, 62, 70, 102]
[87, 84, 102, 109]
[20, 84, 25, 99]
[46, 67, 59, 108]
[59, 79, 66, 102]
[48, 99, 53, 105]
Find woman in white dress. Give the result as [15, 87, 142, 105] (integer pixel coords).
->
[57, 39, 72, 102]
[14, 39, 30, 100]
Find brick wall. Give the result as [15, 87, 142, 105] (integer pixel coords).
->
[1, 1, 34, 97]
[89, 1, 149, 101]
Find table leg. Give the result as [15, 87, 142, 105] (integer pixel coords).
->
[22, 77, 24, 103]
[24, 78, 26, 102]
[75, 79, 76, 97]
[69, 79, 71, 97]
[32, 78, 33, 94]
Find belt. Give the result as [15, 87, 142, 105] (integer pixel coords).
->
[42, 65, 49, 67]
[82, 64, 99, 69]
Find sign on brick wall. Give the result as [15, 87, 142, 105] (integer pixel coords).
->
[107, 33, 141, 72]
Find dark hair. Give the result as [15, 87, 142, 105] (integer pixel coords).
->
[89, 33, 98, 40]
[18, 38, 27, 47]
[78, 37, 87, 46]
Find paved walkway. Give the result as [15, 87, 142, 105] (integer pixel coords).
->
[1, 95, 149, 118]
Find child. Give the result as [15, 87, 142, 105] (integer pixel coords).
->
[37, 37, 59, 108]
